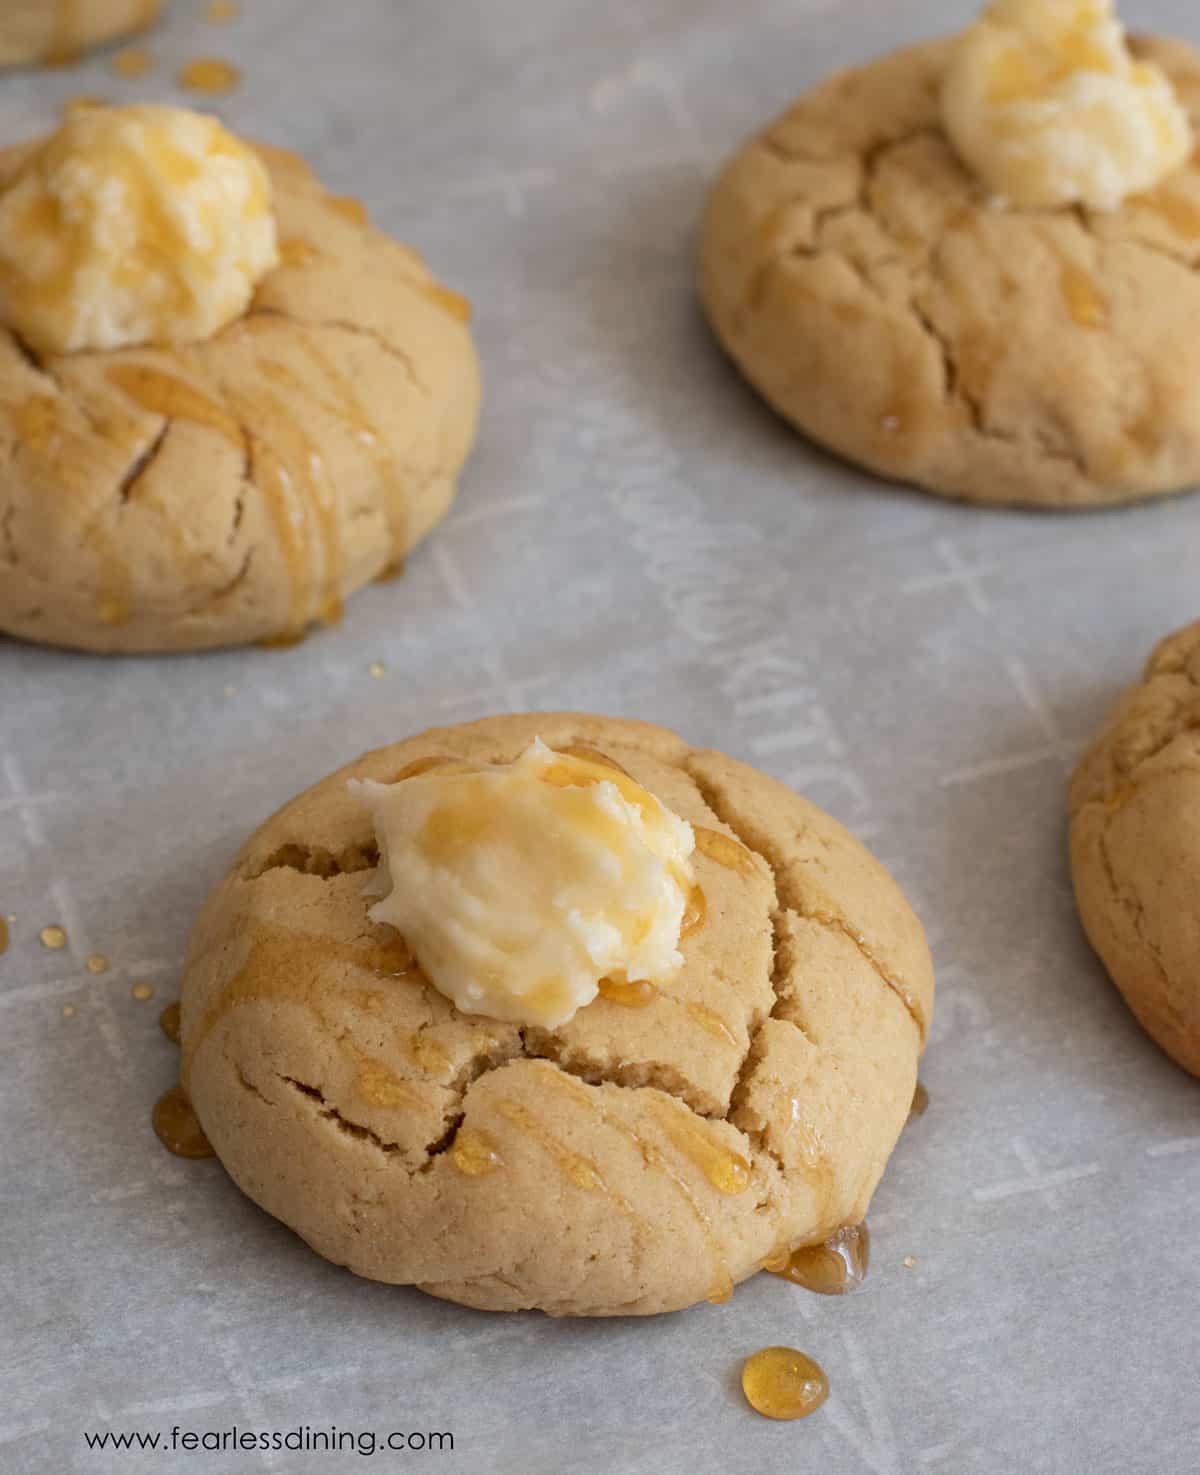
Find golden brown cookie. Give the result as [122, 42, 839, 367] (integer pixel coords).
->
[180, 713, 934, 1316]
[1070, 622, 1200, 1078]
[0, 0, 159, 67]
[0, 140, 480, 653]
[700, 37, 1200, 508]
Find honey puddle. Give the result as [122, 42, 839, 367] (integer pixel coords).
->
[764, 1223, 870, 1295]
[153, 1085, 213, 1158]
[178, 58, 240, 94]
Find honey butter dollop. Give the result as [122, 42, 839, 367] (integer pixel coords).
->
[942, 0, 1192, 211]
[353, 740, 696, 1029]
[0, 104, 278, 356]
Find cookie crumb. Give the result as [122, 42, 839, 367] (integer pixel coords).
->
[370, 661, 386, 678]
[903, 1255, 918, 1269]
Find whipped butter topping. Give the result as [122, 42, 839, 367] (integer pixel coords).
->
[353, 740, 696, 1029]
[0, 104, 278, 356]
[942, 0, 1192, 211]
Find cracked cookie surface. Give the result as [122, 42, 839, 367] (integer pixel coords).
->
[0, 139, 480, 652]
[0, 0, 158, 66]
[700, 37, 1200, 508]
[181, 713, 933, 1316]
[1070, 622, 1200, 1077]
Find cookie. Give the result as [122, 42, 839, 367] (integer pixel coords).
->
[700, 37, 1200, 508]
[0, 0, 159, 66]
[180, 713, 934, 1316]
[1070, 623, 1200, 1078]
[0, 140, 480, 653]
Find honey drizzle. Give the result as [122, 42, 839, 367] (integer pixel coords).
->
[421, 284, 473, 323]
[537, 1067, 736, 1305]
[451, 1126, 503, 1176]
[494, 1097, 613, 1194]
[684, 1002, 738, 1049]
[556, 745, 632, 777]
[680, 883, 706, 939]
[327, 194, 368, 226]
[1139, 188, 1200, 239]
[648, 1098, 751, 1195]
[46, 0, 80, 64]
[765, 1223, 870, 1295]
[390, 754, 476, 783]
[152, 1085, 214, 1158]
[1059, 258, 1106, 329]
[181, 925, 418, 1091]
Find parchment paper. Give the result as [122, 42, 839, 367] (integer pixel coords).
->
[2, 2, 1199, 1471]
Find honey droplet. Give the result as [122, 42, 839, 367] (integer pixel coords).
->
[61, 1004, 76, 1019]
[908, 1080, 929, 1122]
[706, 1276, 734, 1305]
[86, 954, 110, 975]
[178, 57, 241, 94]
[741, 1347, 829, 1422]
[111, 46, 153, 78]
[39, 925, 67, 950]
[686, 1002, 738, 1049]
[0, 916, 8, 955]
[680, 883, 706, 940]
[1140, 189, 1200, 238]
[451, 1127, 503, 1177]
[205, 0, 238, 21]
[152, 1085, 214, 1158]
[1059, 260, 1106, 330]
[256, 629, 308, 651]
[375, 557, 405, 583]
[766, 1224, 870, 1296]
[693, 826, 758, 876]
[328, 194, 368, 226]
[369, 661, 386, 679]
[390, 755, 477, 783]
[597, 975, 658, 1008]
[65, 95, 108, 114]
[159, 1000, 182, 1045]
[131, 982, 154, 1001]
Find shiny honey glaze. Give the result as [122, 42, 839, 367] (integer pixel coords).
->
[152, 1084, 214, 1158]
[327, 195, 368, 226]
[494, 1098, 609, 1192]
[765, 1223, 870, 1295]
[159, 1000, 182, 1045]
[178, 58, 240, 95]
[1137, 186, 1200, 238]
[39, 924, 67, 950]
[649, 1098, 751, 1195]
[741, 1347, 829, 1421]
[597, 976, 657, 1008]
[693, 826, 758, 876]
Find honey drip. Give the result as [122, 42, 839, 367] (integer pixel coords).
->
[741, 1347, 829, 1422]
[178, 58, 240, 95]
[650, 1100, 751, 1195]
[765, 1224, 870, 1295]
[421, 284, 473, 323]
[0, 917, 8, 955]
[152, 1085, 214, 1158]
[1059, 259, 1106, 329]
[693, 826, 758, 877]
[597, 976, 657, 1008]
[105, 365, 242, 449]
[328, 195, 368, 226]
[555, 745, 632, 777]
[159, 1000, 182, 1045]
[182, 925, 418, 1090]
[278, 239, 322, 269]
[375, 558, 405, 583]
[356, 1058, 426, 1111]
[908, 1080, 929, 1122]
[451, 1127, 503, 1177]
